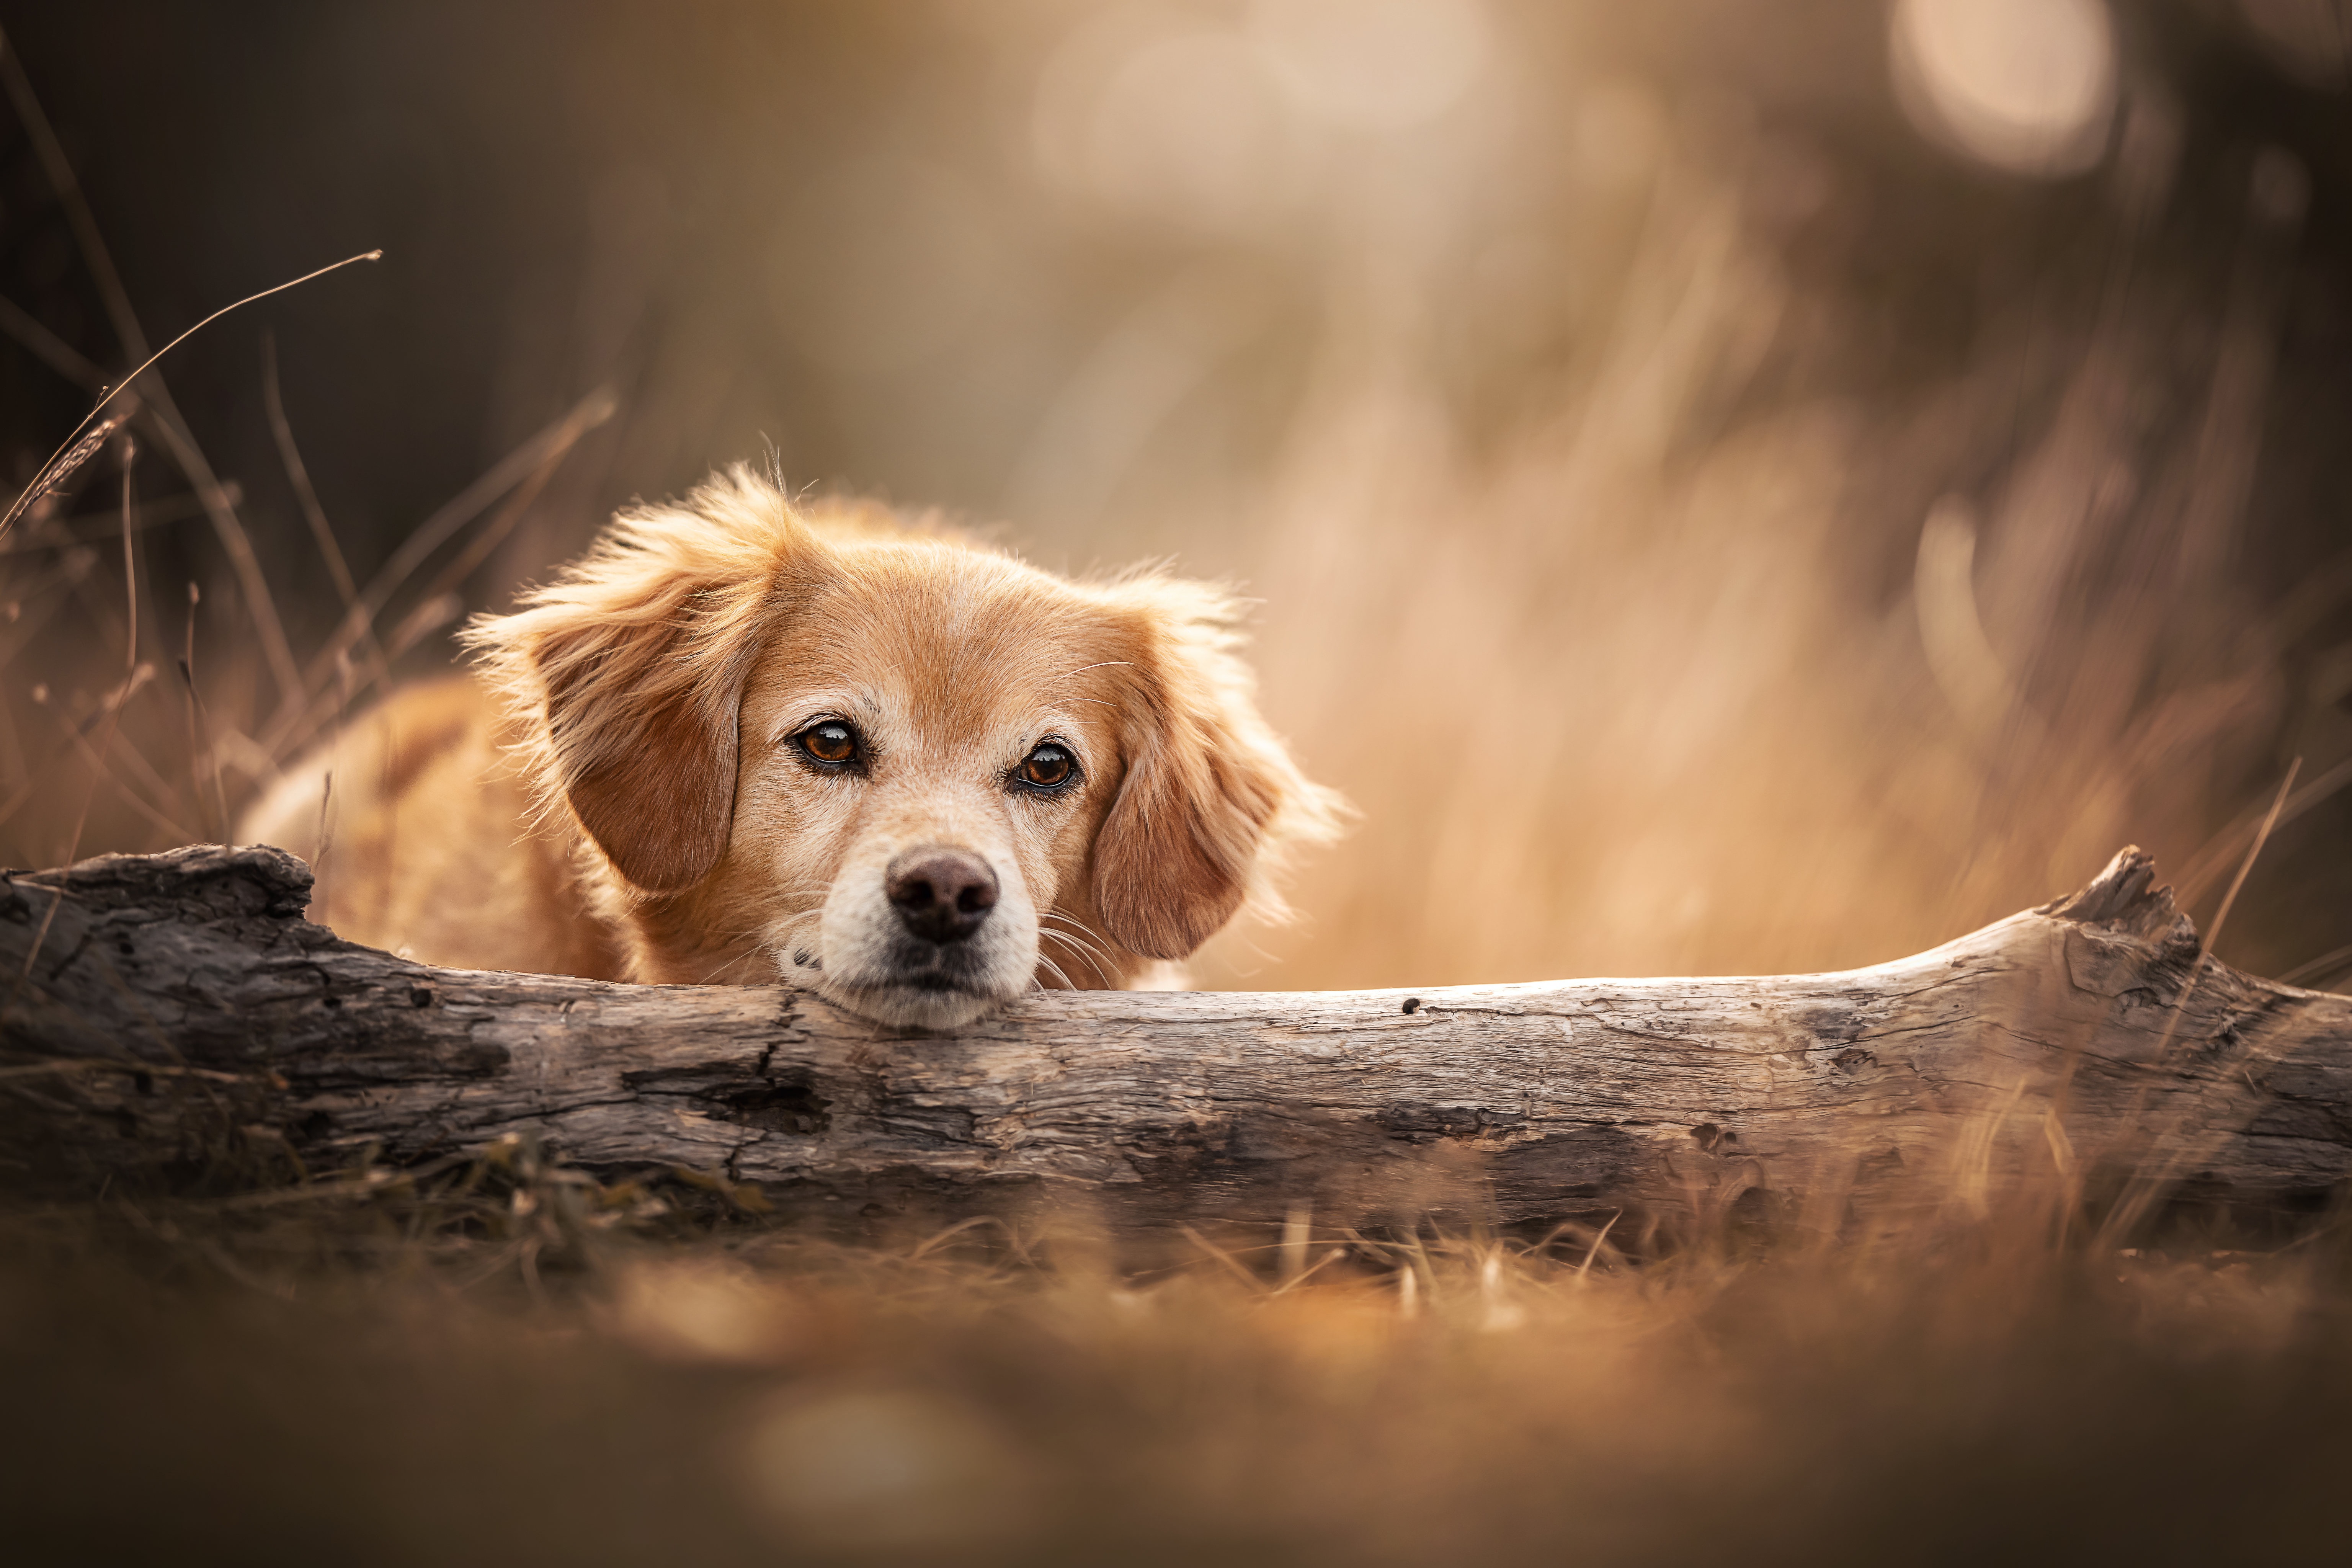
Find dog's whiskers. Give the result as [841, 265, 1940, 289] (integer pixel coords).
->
[1038, 908, 1112, 943]
[1039, 911, 1118, 967]
[1038, 926, 1115, 987]
[1039, 913, 1112, 946]
[685, 907, 828, 985]
[756, 911, 826, 974]
[690, 926, 782, 984]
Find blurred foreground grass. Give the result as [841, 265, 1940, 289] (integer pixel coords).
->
[7, 1144, 2351, 1566]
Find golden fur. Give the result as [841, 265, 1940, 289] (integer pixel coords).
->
[241, 467, 1342, 1024]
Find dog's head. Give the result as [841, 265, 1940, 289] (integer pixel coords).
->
[464, 467, 1342, 1026]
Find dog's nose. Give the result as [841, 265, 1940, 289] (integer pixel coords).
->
[885, 847, 1000, 945]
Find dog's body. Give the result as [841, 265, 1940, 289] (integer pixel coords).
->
[242, 470, 1339, 1026]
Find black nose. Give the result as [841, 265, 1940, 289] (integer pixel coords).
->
[884, 847, 1000, 945]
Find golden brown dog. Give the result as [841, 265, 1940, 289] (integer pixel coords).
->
[240, 467, 1342, 1026]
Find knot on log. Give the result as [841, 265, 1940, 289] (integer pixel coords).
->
[2039, 846, 2180, 941]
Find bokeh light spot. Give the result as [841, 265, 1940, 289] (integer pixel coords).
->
[1890, 0, 2118, 177]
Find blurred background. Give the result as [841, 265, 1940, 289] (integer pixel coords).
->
[3, 0, 2350, 991]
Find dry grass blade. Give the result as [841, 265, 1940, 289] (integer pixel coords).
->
[46, 694, 190, 843]
[1578, 1211, 1622, 1277]
[2279, 942, 2352, 990]
[264, 385, 617, 761]
[261, 335, 389, 697]
[403, 406, 605, 614]
[339, 385, 616, 640]
[177, 583, 229, 843]
[261, 336, 359, 607]
[905, 1216, 999, 1261]
[0, 414, 127, 531]
[0, 289, 102, 390]
[0, 492, 223, 556]
[0, 667, 165, 836]
[2173, 754, 2352, 910]
[1180, 1225, 1272, 1291]
[2151, 757, 2301, 1064]
[13, 441, 141, 978]
[0, 251, 382, 540]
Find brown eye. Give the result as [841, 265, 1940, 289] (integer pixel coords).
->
[796, 721, 860, 766]
[1014, 741, 1077, 791]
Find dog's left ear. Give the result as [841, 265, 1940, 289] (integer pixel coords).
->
[1089, 590, 1344, 961]
[462, 468, 801, 893]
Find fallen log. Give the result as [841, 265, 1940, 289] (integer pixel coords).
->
[2, 843, 2347, 1233]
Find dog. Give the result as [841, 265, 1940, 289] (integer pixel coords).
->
[240, 466, 1343, 1026]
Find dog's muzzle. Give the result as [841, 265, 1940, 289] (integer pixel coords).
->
[884, 846, 999, 946]
[808, 842, 1029, 1027]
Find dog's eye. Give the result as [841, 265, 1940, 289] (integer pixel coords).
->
[1013, 742, 1077, 791]
[795, 721, 861, 766]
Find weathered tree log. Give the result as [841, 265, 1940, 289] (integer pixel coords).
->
[2, 843, 2348, 1232]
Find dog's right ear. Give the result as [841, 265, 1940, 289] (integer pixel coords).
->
[462, 468, 804, 894]
[1088, 580, 1348, 961]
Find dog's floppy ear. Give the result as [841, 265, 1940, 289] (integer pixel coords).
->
[462, 468, 804, 894]
[1089, 584, 1345, 961]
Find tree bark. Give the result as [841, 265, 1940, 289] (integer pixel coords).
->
[2, 843, 2347, 1232]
